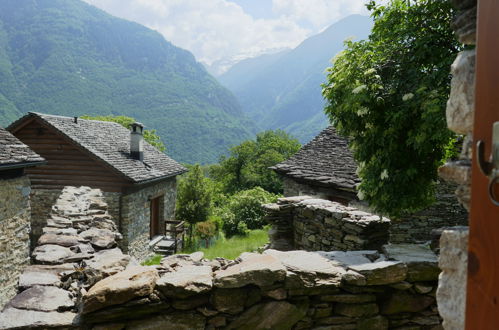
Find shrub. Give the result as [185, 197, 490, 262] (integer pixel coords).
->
[218, 187, 278, 237]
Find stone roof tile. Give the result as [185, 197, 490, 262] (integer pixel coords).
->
[0, 126, 45, 168]
[271, 126, 359, 191]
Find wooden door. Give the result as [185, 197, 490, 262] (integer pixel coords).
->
[466, 0, 499, 328]
[150, 197, 160, 238]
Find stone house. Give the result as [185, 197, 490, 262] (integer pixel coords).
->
[272, 126, 468, 243]
[8, 112, 187, 260]
[0, 126, 45, 308]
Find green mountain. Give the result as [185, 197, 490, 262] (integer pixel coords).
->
[0, 0, 258, 164]
[219, 15, 372, 143]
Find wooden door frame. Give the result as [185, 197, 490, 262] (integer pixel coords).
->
[466, 0, 499, 328]
[150, 196, 162, 239]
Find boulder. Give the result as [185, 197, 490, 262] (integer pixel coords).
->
[32, 244, 75, 265]
[9, 285, 74, 312]
[214, 252, 286, 288]
[82, 266, 159, 314]
[382, 244, 439, 282]
[79, 228, 117, 249]
[211, 288, 252, 314]
[381, 292, 435, 314]
[38, 233, 85, 247]
[84, 248, 130, 276]
[126, 311, 205, 330]
[0, 308, 78, 330]
[264, 250, 344, 289]
[348, 261, 407, 285]
[334, 303, 379, 317]
[226, 301, 306, 330]
[157, 265, 212, 298]
[18, 264, 74, 289]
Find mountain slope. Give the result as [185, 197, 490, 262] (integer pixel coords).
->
[0, 0, 257, 164]
[219, 15, 372, 143]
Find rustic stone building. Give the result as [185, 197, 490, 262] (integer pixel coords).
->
[0, 127, 45, 308]
[272, 126, 468, 244]
[8, 113, 187, 261]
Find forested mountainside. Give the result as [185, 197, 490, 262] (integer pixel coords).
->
[0, 0, 257, 164]
[219, 15, 372, 143]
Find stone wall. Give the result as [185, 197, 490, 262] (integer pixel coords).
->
[29, 188, 62, 250]
[0, 176, 31, 309]
[121, 177, 177, 261]
[0, 186, 442, 329]
[435, 0, 477, 329]
[264, 196, 390, 252]
[389, 181, 468, 244]
[283, 177, 355, 203]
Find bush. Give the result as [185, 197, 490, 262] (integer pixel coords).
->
[195, 221, 217, 248]
[217, 187, 279, 237]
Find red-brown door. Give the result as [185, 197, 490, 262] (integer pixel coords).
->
[150, 197, 160, 239]
[466, 0, 499, 328]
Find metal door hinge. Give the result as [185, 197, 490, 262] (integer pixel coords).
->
[477, 122, 499, 206]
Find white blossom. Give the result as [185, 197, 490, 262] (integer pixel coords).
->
[352, 85, 367, 94]
[357, 190, 365, 200]
[402, 93, 414, 101]
[380, 169, 389, 180]
[364, 68, 376, 75]
[357, 107, 369, 116]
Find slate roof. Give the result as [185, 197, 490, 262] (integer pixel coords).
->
[0, 126, 45, 169]
[8, 113, 187, 183]
[271, 126, 359, 191]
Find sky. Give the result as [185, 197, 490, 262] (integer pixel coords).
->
[81, 0, 376, 72]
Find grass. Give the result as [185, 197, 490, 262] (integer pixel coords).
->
[142, 229, 269, 265]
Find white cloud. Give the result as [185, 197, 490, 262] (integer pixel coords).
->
[82, 0, 378, 71]
[272, 0, 370, 30]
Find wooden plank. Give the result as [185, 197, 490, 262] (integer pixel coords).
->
[466, 0, 499, 328]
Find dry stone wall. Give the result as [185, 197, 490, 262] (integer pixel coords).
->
[264, 196, 390, 252]
[435, 0, 476, 329]
[0, 176, 31, 309]
[0, 186, 443, 329]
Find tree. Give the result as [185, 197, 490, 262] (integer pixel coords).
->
[176, 164, 212, 242]
[322, 0, 461, 216]
[210, 130, 301, 194]
[81, 115, 166, 152]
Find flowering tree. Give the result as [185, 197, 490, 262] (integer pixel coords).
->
[322, 0, 461, 216]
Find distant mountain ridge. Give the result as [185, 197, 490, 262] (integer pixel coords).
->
[0, 0, 258, 164]
[219, 15, 373, 143]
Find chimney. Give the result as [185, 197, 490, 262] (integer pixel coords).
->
[130, 122, 144, 161]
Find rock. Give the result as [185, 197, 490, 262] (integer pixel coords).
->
[65, 252, 94, 263]
[82, 266, 159, 314]
[446, 49, 475, 134]
[85, 248, 130, 276]
[190, 251, 204, 262]
[321, 294, 376, 303]
[382, 244, 439, 282]
[70, 243, 95, 254]
[171, 295, 209, 310]
[341, 270, 367, 286]
[357, 315, 388, 330]
[157, 265, 212, 298]
[437, 227, 468, 330]
[316, 316, 355, 325]
[348, 261, 407, 285]
[452, 6, 476, 45]
[197, 307, 218, 317]
[0, 308, 78, 330]
[334, 303, 379, 317]
[211, 288, 249, 314]
[214, 252, 286, 288]
[126, 311, 206, 330]
[381, 292, 434, 314]
[226, 301, 306, 330]
[264, 250, 344, 289]
[80, 228, 117, 249]
[9, 285, 74, 312]
[161, 254, 196, 268]
[38, 233, 85, 247]
[83, 300, 169, 324]
[42, 227, 78, 236]
[414, 283, 433, 294]
[208, 315, 226, 327]
[18, 264, 74, 289]
[32, 244, 75, 264]
[263, 287, 287, 300]
[389, 281, 413, 291]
